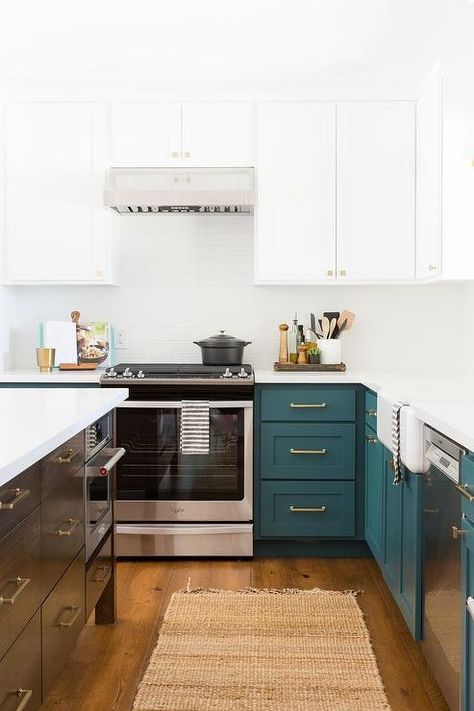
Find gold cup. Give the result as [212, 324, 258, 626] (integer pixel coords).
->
[36, 347, 56, 373]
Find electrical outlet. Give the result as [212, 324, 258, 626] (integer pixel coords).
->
[113, 328, 127, 349]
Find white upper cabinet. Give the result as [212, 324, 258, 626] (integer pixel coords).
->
[109, 102, 182, 165]
[416, 75, 442, 280]
[336, 102, 416, 281]
[255, 102, 336, 283]
[5, 102, 115, 284]
[109, 102, 254, 166]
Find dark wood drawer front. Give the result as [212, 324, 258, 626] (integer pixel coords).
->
[41, 431, 85, 500]
[260, 481, 355, 538]
[0, 610, 41, 711]
[42, 548, 85, 698]
[86, 531, 112, 619]
[0, 464, 40, 541]
[41, 467, 84, 597]
[260, 423, 355, 480]
[261, 387, 356, 422]
[0, 508, 42, 660]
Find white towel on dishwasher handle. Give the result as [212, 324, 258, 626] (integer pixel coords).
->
[392, 400, 408, 485]
[180, 400, 210, 455]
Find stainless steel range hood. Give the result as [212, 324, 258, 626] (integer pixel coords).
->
[104, 167, 254, 215]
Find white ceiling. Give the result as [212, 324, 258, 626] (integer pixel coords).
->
[0, 0, 473, 92]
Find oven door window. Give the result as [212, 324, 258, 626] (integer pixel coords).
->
[87, 473, 111, 527]
[116, 407, 245, 501]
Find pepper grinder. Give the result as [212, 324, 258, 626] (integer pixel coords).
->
[278, 324, 289, 364]
[297, 343, 308, 364]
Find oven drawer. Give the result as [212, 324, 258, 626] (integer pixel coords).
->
[260, 387, 356, 422]
[41, 467, 84, 597]
[0, 610, 41, 711]
[260, 423, 355, 480]
[42, 548, 85, 698]
[260, 481, 355, 538]
[0, 508, 42, 661]
[116, 524, 253, 557]
[86, 532, 112, 619]
[0, 464, 40, 541]
[41, 431, 85, 499]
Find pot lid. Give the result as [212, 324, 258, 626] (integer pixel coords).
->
[194, 330, 251, 348]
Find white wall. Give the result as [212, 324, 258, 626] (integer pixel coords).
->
[10, 215, 468, 372]
[0, 287, 13, 368]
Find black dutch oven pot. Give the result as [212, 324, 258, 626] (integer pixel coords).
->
[193, 330, 252, 366]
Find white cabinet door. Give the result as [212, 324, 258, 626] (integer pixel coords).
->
[337, 102, 416, 281]
[109, 102, 182, 165]
[181, 102, 254, 164]
[5, 103, 114, 283]
[255, 102, 336, 283]
[416, 76, 442, 279]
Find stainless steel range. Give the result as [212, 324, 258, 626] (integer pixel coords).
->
[101, 363, 254, 557]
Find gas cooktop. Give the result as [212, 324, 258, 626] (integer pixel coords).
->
[101, 363, 254, 384]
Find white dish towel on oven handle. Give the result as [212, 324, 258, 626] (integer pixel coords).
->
[180, 400, 210, 455]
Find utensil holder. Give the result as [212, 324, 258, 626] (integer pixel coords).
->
[36, 347, 56, 372]
[318, 339, 342, 365]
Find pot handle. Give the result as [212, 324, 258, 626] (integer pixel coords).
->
[244, 341, 252, 346]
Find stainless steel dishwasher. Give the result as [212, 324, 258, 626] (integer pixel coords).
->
[422, 426, 466, 711]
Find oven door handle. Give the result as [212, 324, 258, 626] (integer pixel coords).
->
[89, 447, 126, 473]
[116, 401, 253, 409]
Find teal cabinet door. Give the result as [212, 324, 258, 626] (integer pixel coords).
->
[260, 387, 356, 422]
[462, 516, 474, 711]
[399, 468, 423, 639]
[364, 426, 384, 566]
[383, 447, 402, 592]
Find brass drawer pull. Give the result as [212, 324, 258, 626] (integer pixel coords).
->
[13, 688, 33, 711]
[290, 448, 327, 455]
[456, 484, 474, 503]
[366, 409, 377, 417]
[57, 448, 78, 464]
[91, 564, 111, 584]
[0, 577, 31, 605]
[0, 487, 31, 510]
[289, 505, 327, 513]
[452, 526, 474, 540]
[290, 402, 327, 409]
[56, 517, 80, 537]
[59, 605, 82, 628]
[365, 436, 378, 444]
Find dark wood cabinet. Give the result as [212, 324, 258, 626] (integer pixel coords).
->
[0, 610, 41, 711]
[86, 530, 112, 619]
[40, 431, 85, 499]
[0, 463, 40, 540]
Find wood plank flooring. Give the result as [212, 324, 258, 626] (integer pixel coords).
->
[41, 557, 449, 711]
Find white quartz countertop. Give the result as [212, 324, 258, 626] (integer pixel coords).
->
[255, 369, 474, 452]
[0, 388, 128, 488]
[0, 368, 105, 383]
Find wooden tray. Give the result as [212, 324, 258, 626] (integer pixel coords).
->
[273, 362, 346, 372]
[59, 363, 98, 371]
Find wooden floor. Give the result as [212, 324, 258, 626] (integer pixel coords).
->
[41, 557, 449, 711]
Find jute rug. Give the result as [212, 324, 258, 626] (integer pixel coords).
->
[132, 587, 391, 711]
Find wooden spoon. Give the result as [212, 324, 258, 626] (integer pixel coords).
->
[336, 318, 348, 336]
[321, 316, 330, 339]
[338, 310, 355, 331]
[329, 317, 337, 339]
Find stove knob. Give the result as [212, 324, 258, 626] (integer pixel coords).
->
[238, 368, 249, 379]
[106, 367, 117, 378]
[137, 370, 145, 379]
[123, 367, 133, 378]
[222, 367, 233, 379]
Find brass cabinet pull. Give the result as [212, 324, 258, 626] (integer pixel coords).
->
[0, 487, 30, 510]
[452, 526, 474, 540]
[59, 605, 82, 628]
[91, 564, 111, 584]
[456, 484, 474, 503]
[290, 402, 327, 409]
[0, 577, 31, 605]
[466, 597, 474, 622]
[289, 505, 327, 513]
[183, 151, 191, 158]
[13, 688, 33, 711]
[56, 517, 80, 537]
[365, 436, 378, 444]
[290, 448, 327, 455]
[57, 448, 78, 464]
[366, 409, 377, 417]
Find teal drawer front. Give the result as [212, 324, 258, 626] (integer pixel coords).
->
[461, 455, 474, 518]
[260, 423, 355, 480]
[365, 390, 378, 431]
[260, 387, 355, 422]
[260, 480, 355, 537]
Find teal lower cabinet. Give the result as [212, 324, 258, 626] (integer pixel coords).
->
[260, 480, 355, 538]
[462, 511, 474, 710]
[364, 421, 423, 640]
